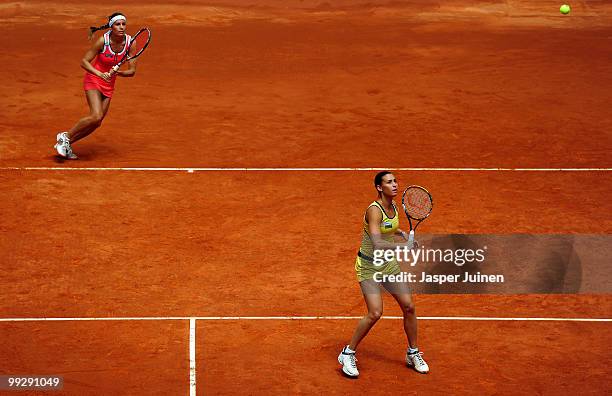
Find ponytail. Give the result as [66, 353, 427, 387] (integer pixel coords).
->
[87, 12, 124, 41]
[88, 24, 108, 41]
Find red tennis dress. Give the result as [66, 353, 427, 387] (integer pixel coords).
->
[83, 31, 131, 98]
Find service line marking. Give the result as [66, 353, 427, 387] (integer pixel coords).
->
[0, 316, 610, 322]
[1, 167, 611, 172]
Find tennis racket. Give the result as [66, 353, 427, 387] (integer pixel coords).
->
[401, 185, 433, 246]
[110, 27, 152, 74]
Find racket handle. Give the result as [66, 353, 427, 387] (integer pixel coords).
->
[408, 230, 415, 246]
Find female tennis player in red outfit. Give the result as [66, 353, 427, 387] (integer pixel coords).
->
[55, 12, 136, 159]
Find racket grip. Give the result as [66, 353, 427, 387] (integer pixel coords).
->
[408, 230, 415, 246]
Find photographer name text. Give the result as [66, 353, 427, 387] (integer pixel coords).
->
[374, 271, 504, 284]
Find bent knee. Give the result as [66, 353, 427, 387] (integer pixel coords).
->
[90, 113, 104, 125]
[368, 310, 383, 321]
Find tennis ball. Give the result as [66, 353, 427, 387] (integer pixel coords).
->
[560, 4, 571, 14]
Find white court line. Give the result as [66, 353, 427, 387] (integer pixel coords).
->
[0, 316, 609, 322]
[2, 315, 607, 396]
[189, 318, 196, 396]
[1, 167, 611, 172]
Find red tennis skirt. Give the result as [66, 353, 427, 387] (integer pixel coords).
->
[83, 72, 116, 98]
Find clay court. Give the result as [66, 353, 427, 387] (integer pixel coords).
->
[1, 0, 611, 394]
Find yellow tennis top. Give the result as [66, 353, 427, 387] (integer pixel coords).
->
[355, 201, 401, 281]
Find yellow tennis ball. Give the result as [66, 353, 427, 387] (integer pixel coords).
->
[560, 4, 571, 14]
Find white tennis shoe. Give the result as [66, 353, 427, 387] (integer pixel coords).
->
[54, 132, 67, 156]
[338, 346, 359, 377]
[54, 132, 77, 159]
[406, 350, 429, 373]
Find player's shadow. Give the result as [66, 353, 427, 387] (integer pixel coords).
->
[48, 143, 118, 162]
[50, 154, 66, 163]
[364, 349, 406, 368]
[72, 143, 118, 161]
[335, 348, 401, 379]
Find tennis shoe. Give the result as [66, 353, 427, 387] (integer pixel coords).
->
[338, 346, 359, 377]
[54, 132, 77, 159]
[406, 350, 429, 374]
[54, 132, 68, 157]
[66, 148, 78, 160]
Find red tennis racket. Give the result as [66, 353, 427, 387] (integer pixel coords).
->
[401, 185, 433, 246]
[110, 27, 151, 74]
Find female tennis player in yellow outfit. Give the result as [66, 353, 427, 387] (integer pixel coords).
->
[338, 171, 429, 377]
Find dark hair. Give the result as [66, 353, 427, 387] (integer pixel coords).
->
[88, 12, 125, 40]
[374, 170, 393, 189]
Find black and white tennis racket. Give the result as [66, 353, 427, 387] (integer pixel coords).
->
[111, 27, 152, 74]
[401, 185, 433, 246]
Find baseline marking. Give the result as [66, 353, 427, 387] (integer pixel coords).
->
[189, 318, 196, 396]
[1, 167, 611, 172]
[3, 315, 607, 395]
[0, 316, 609, 322]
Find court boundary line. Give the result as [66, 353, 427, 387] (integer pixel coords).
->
[4, 315, 608, 395]
[0, 316, 610, 322]
[1, 167, 611, 172]
[189, 318, 196, 396]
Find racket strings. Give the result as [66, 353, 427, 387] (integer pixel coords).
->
[129, 29, 151, 58]
[404, 188, 432, 220]
[130, 38, 145, 53]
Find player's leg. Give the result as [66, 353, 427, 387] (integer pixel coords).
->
[338, 281, 384, 377]
[386, 282, 429, 373]
[349, 281, 384, 350]
[388, 288, 417, 348]
[69, 95, 111, 144]
[69, 90, 110, 143]
[55, 90, 107, 158]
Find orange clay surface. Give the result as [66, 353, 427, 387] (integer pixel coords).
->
[1, 1, 611, 395]
[1, 1, 612, 168]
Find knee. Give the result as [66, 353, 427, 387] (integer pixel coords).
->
[402, 302, 416, 315]
[90, 113, 104, 126]
[367, 309, 383, 322]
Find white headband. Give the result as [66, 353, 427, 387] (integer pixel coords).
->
[108, 15, 126, 27]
